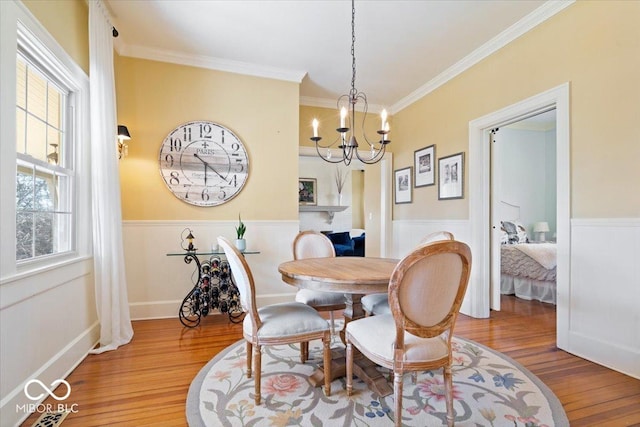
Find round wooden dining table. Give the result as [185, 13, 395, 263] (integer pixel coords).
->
[278, 256, 399, 396]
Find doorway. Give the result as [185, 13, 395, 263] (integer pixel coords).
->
[467, 83, 570, 351]
[490, 109, 557, 311]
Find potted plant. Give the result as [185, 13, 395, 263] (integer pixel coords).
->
[235, 214, 247, 252]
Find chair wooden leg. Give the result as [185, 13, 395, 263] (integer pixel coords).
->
[346, 340, 353, 396]
[329, 311, 335, 335]
[254, 345, 262, 405]
[394, 371, 403, 427]
[300, 341, 309, 363]
[246, 341, 252, 378]
[444, 365, 454, 426]
[323, 331, 331, 396]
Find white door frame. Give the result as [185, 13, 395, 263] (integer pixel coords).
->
[467, 83, 570, 350]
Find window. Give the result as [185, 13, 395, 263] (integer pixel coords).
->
[15, 52, 74, 261]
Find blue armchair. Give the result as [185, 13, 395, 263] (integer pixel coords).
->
[326, 231, 354, 256]
[326, 231, 365, 257]
[352, 233, 365, 257]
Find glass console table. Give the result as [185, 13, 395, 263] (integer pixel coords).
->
[166, 250, 259, 327]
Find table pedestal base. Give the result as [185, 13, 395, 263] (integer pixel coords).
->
[306, 291, 394, 396]
[308, 349, 393, 397]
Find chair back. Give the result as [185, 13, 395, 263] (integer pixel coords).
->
[293, 231, 336, 260]
[419, 230, 454, 245]
[388, 240, 472, 345]
[217, 236, 261, 331]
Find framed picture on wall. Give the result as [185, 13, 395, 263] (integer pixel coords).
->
[394, 167, 412, 204]
[414, 144, 435, 187]
[298, 178, 317, 205]
[438, 152, 464, 200]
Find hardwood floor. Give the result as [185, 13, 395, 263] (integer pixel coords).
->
[21, 296, 640, 426]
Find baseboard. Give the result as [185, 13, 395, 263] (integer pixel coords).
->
[568, 331, 640, 379]
[129, 300, 182, 320]
[1, 322, 100, 427]
[129, 294, 297, 321]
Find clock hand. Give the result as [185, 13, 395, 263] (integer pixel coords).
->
[203, 162, 207, 186]
[206, 162, 227, 181]
[194, 153, 226, 181]
[194, 153, 208, 185]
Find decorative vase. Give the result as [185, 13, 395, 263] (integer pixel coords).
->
[235, 238, 246, 252]
[338, 193, 343, 206]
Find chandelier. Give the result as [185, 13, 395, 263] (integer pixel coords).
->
[310, 0, 390, 165]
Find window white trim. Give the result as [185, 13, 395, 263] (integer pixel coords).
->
[0, 0, 90, 281]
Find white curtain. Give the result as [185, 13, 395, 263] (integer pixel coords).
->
[88, 0, 133, 354]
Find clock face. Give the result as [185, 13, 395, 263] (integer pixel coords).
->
[159, 121, 249, 206]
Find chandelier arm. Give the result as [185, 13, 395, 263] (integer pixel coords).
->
[355, 143, 386, 164]
[342, 144, 354, 166]
[314, 134, 346, 150]
[314, 143, 350, 164]
[355, 94, 377, 147]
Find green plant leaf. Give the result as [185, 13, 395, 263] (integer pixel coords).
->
[235, 213, 246, 239]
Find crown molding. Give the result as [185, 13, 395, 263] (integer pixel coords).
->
[118, 44, 307, 83]
[112, 0, 573, 111]
[300, 96, 387, 114]
[391, 0, 575, 113]
[299, 96, 336, 109]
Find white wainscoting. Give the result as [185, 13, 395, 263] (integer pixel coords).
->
[394, 217, 639, 379]
[122, 220, 301, 320]
[569, 218, 640, 379]
[0, 258, 98, 427]
[122, 218, 639, 379]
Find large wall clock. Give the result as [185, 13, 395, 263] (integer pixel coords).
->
[159, 120, 249, 206]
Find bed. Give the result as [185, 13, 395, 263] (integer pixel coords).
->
[500, 220, 557, 304]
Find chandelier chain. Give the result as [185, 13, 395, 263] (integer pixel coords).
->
[309, 0, 390, 165]
[350, 0, 356, 98]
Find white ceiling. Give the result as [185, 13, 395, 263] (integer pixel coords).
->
[106, 0, 567, 112]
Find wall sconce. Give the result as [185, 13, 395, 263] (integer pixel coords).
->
[117, 125, 131, 159]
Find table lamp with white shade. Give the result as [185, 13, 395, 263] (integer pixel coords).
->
[533, 222, 550, 242]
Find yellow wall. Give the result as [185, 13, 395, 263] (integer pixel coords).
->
[22, 0, 89, 74]
[392, 0, 640, 219]
[300, 105, 392, 153]
[115, 56, 300, 220]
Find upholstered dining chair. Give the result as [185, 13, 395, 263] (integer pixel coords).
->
[292, 231, 346, 359]
[361, 230, 455, 316]
[217, 236, 332, 405]
[346, 240, 472, 427]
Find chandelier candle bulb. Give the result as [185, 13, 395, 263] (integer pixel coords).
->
[312, 119, 319, 138]
[381, 109, 387, 129]
[340, 107, 347, 128]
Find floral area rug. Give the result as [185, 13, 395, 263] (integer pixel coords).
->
[187, 336, 568, 427]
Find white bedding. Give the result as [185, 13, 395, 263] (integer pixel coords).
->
[501, 243, 557, 304]
[514, 243, 557, 270]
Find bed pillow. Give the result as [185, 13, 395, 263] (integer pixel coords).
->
[500, 229, 509, 244]
[501, 220, 529, 244]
